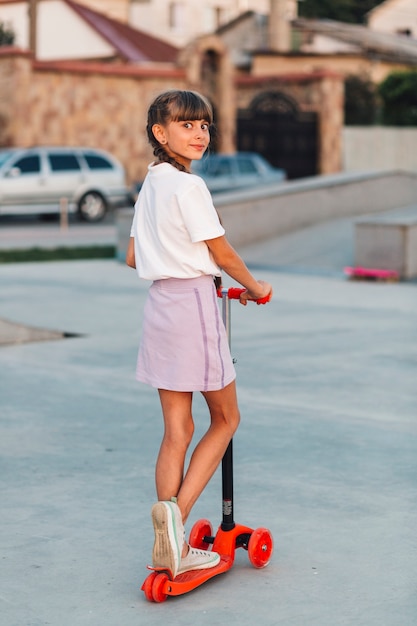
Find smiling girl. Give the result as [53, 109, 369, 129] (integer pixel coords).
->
[126, 90, 272, 578]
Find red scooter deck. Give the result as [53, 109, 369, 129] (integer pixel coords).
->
[142, 555, 233, 600]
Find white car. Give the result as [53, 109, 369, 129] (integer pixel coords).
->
[0, 146, 129, 222]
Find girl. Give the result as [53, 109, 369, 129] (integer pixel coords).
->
[126, 90, 272, 578]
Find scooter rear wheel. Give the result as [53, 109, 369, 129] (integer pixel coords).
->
[248, 528, 273, 568]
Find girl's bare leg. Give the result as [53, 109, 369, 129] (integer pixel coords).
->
[155, 389, 194, 504]
[177, 381, 240, 524]
[156, 382, 240, 557]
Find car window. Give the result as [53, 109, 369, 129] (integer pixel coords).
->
[213, 158, 232, 176]
[194, 160, 210, 175]
[83, 153, 113, 170]
[0, 151, 13, 169]
[195, 160, 210, 175]
[236, 157, 258, 175]
[13, 155, 41, 174]
[48, 153, 81, 172]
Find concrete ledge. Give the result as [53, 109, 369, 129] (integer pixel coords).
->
[116, 170, 417, 259]
[354, 205, 417, 279]
[215, 170, 417, 248]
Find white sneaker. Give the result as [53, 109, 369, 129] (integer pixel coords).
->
[151, 501, 184, 578]
[178, 546, 220, 574]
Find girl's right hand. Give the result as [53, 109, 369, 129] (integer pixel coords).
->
[239, 280, 273, 306]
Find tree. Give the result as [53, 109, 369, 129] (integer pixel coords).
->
[0, 21, 15, 46]
[378, 71, 417, 126]
[298, 0, 384, 24]
[344, 75, 378, 125]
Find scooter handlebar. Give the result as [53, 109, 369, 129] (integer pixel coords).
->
[217, 287, 271, 305]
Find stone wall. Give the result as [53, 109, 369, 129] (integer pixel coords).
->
[0, 48, 186, 183]
[0, 49, 32, 147]
[251, 52, 411, 84]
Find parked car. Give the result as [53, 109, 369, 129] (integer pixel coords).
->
[130, 152, 287, 201]
[0, 146, 129, 222]
[191, 152, 286, 193]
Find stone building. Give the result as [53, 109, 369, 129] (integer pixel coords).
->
[0, 0, 347, 182]
[6, 0, 416, 183]
[217, 6, 417, 84]
[63, 0, 272, 47]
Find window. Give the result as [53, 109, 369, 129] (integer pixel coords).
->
[169, 2, 185, 32]
[397, 28, 412, 37]
[0, 151, 13, 168]
[48, 153, 81, 172]
[212, 158, 232, 176]
[214, 7, 224, 29]
[13, 155, 41, 174]
[237, 157, 257, 175]
[202, 6, 226, 31]
[83, 153, 113, 170]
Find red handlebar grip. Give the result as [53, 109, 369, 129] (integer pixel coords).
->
[227, 287, 246, 299]
[217, 287, 271, 305]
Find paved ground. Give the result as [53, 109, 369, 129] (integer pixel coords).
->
[1, 218, 416, 625]
[0, 216, 115, 251]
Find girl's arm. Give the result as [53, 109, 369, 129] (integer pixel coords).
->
[126, 237, 136, 268]
[205, 235, 272, 305]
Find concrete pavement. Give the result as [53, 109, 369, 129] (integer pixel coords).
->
[0, 217, 116, 251]
[0, 223, 417, 625]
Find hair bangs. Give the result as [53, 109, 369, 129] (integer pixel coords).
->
[169, 91, 213, 125]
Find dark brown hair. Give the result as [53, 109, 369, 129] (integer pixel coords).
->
[147, 90, 213, 172]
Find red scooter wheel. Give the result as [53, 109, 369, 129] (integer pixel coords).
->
[248, 528, 274, 568]
[189, 519, 214, 550]
[142, 571, 158, 602]
[152, 572, 169, 603]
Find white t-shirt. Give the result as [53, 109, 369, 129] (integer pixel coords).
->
[130, 162, 225, 280]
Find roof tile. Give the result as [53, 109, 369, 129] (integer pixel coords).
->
[64, 0, 179, 63]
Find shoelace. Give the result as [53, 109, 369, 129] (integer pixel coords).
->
[188, 547, 210, 556]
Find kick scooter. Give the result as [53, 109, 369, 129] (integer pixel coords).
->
[141, 286, 273, 602]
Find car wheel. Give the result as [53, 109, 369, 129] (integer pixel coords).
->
[78, 191, 107, 222]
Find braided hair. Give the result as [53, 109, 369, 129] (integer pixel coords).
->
[147, 90, 213, 173]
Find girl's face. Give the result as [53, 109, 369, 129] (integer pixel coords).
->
[152, 119, 210, 170]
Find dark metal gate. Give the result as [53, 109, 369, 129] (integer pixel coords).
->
[237, 91, 318, 179]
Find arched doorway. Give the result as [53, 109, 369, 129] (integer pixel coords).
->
[237, 91, 318, 179]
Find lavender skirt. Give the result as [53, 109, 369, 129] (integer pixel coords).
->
[136, 275, 236, 392]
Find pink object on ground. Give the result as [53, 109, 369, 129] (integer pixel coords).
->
[344, 266, 399, 280]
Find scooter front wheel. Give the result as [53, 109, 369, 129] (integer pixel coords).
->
[152, 572, 169, 603]
[248, 528, 273, 568]
[189, 519, 214, 550]
[142, 571, 158, 602]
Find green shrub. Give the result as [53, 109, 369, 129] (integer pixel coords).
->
[378, 71, 417, 126]
[344, 75, 378, 125]
[0, 245, 116, 264]
[0, 21, 15, 46]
